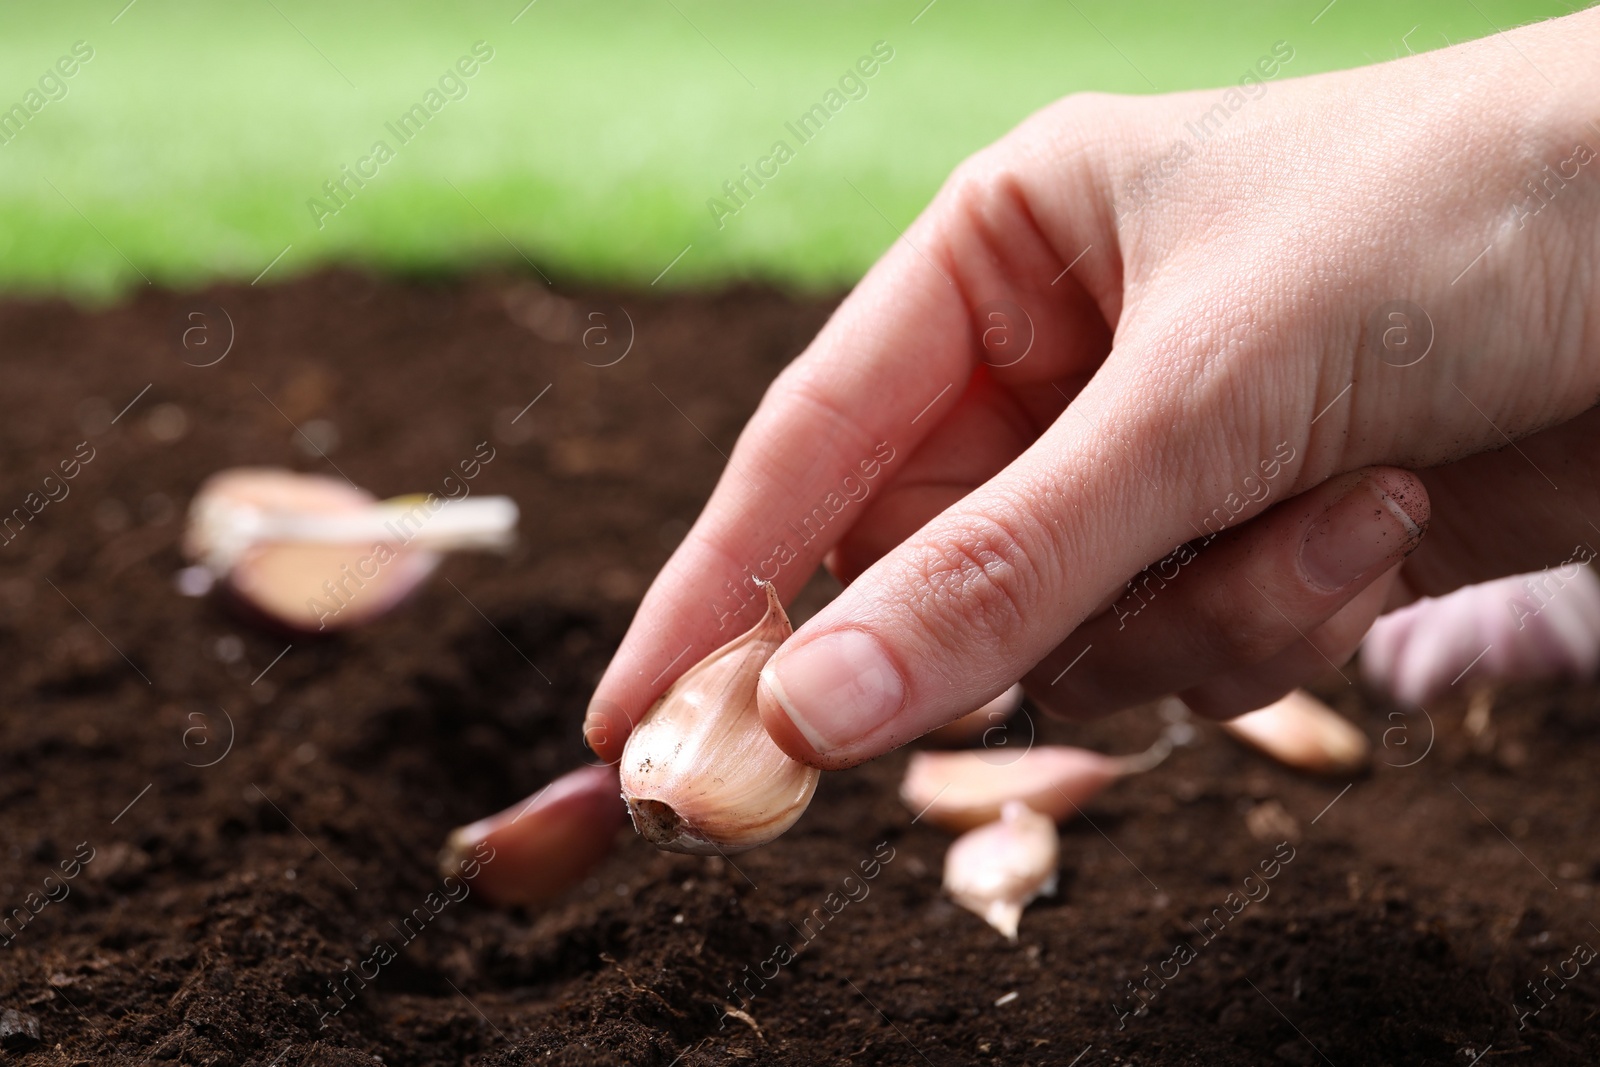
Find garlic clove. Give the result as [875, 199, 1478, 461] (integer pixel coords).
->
[900, 739, 1170, 833]
[1362, 568, 1600, 705]
[187, 468, 433, 632]
[1221, 690, 1370, 775]
[183, 468, 517, 633]
[185, 468, 377, 571]
[619, 583, 820, 854]
[943, 801, 1059, 941]
[924, 683, 1024, 748]
[439, 764, 625, 908]
[227, 539, 442, 633]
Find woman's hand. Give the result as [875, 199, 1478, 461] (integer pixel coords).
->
[588, 10, 1600, 770]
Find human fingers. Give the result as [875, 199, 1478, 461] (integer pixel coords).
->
[748, 308, 1365, 769]
[1018, 470, 1426, 722]
[585, 130, 1117, 764]
[1176, 571, 1398, 720]
[1400, 405, 1600, 597]
[825, 370, 1061, 585]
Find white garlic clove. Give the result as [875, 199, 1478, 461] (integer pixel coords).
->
[183, 468, 517, 633]
[923, 684, 1024, 748]
[943, 801, 1059, 941]
[901, 739, 1169, 833]
[619, 583, 820, 854]
[440, 764, 625, 908]
[1221, 690, 1370, 775]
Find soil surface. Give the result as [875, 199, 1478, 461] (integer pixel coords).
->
[0, 271, 1597, 1066]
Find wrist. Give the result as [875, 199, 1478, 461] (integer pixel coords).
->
[1493, 11, 1600, 335]
[1395, 10, 1600, 427]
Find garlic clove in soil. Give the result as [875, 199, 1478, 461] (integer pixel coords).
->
[943, 801, 1059, 941]
[923, 683, 1025, 748]
[619, 582, 820, 855]
[1221, 690, 1370, 775]
[181, 468, 517, 633]
[1361, 568, 1600, 706]
[439, 764, 626, 908]
[900, 738, 1172, 834]
[184, 468, 376, 571]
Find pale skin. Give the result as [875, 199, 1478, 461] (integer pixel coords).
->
[586, 9, 1600, 771]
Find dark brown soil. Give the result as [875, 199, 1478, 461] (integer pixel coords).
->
[0, 271, 1597, 1066]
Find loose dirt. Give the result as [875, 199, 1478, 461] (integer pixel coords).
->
[0, 272, 1595, 1065]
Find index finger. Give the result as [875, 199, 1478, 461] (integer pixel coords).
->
[584, 146, 1113, 763]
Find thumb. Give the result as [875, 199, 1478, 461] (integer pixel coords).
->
[755, 369, 1245, 769]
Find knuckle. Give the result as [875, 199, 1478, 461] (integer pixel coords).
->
[903, 509, 1043, 648]
[936, 143, 1021, 224]
[1024, 91, 1118, 139]
[941, 146, 999, 201]
[778, 375, 871, 445]
[1016, 91, 1140, 173]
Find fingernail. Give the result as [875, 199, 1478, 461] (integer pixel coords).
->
[581, 702, 611, 756]
[1299, 479, 1424, 592]
[759, 629, 906, 754]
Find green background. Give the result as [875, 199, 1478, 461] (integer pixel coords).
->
[0, 0, 1579, 299]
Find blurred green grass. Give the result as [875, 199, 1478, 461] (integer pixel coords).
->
[0, 0, 1579, 298]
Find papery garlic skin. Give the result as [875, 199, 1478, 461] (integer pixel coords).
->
[185, 468, 378, 574]
[619, 583, 820, 855]
[183, 468, 518, 633]
[943, 801, 1059, 941]
[186, 469, 440, 632]
[1222, 690, 1370, 775]
[901, 741, 1169, 833]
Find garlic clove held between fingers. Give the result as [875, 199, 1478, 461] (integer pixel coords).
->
[943, 801, 1059, 941]
[619, 583, 820, 855]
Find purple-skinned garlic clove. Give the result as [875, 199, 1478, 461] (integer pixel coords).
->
[923, 684, 1024, 748]
[440, 764, 626, 908]
[1361, 567, 1600, 706]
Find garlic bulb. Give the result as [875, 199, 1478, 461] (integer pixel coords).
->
[901, 739, 1171, 833]
[619, 583, 820, 854]
[439, 764, 625, 908]
[943, 801, 1059, 940]
[1221, 690, 1370, 775]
